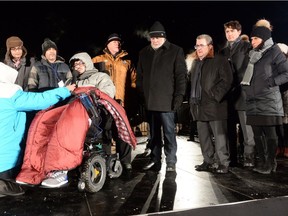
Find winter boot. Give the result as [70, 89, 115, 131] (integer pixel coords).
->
[257, 138, 278, 174]
[253, 136, 267, 173]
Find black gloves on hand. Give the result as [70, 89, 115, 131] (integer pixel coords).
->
[173, 95, 183, 111]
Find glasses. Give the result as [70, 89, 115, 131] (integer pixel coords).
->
[194, 44, 209, 49]
[11, 46, 23, 51]
[73, 61, 85, 68]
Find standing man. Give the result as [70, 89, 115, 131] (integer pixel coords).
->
[28, 38, 72, 92]
[137, 21, 187, 172]
[219, 20, 255, 167]
[92, 33, 137, 170]
[191, 34, 233, 174]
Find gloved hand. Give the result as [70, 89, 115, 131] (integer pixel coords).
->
[173, 95, 183, 111]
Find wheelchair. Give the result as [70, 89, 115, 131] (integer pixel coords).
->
[76, 90, 124, 193]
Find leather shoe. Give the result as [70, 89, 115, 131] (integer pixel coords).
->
[0, 179, 25, 197]
[195, 161, 213, 172]
[143, 161, 161, 171]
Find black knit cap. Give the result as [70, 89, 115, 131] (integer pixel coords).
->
[250, 26, 271, 42]
[106, 33, 122, 46]
[149, 21, 166, 38]
[42, 38, 57, 55]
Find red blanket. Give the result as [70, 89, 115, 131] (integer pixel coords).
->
[16, 87, 136, 185]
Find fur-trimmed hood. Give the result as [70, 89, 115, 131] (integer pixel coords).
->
[185, 48, 214, 72]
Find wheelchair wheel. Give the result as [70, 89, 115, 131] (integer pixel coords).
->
[108, 156, 123, 178]
[82, 154, 107, 193]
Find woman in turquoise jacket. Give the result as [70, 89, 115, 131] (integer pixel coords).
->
[0, 62, 75, 196]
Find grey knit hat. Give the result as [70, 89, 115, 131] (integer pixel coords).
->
[42, 38, 57, 55]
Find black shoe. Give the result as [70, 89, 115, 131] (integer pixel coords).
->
[0, 179, 25, 197]
[195, 161, 212, 172]
[143, 161, 161, 171]
[187, 138, 195, 142]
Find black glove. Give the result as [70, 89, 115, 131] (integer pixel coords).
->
[173, 95, 183, 111]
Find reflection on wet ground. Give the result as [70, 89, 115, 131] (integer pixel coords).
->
[1, 136, 288, 215]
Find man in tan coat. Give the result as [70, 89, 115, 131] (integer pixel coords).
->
[92, 33, 137, 170]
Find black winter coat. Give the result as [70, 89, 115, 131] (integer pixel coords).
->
[219, 39, 251, 110]
[190, 55, 233, 121]
[243, 44, 288, 118]
[137, 40, 187, 111]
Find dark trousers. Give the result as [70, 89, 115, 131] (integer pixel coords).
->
[112, 124, 132, 164]
[197, 120, 230, 167]
[149, 111, 177, 165]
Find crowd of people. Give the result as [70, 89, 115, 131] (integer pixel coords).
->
[1, 18, 288, 197]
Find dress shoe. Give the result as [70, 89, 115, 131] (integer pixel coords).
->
[143, 161, 161, 171]
[0, 179, 25, 197]
[195, 161, 213, 172]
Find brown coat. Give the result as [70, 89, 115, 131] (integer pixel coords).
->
[92, 49, 136, 107]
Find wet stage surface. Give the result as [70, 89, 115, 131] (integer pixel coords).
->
[2, 136, 288, 215]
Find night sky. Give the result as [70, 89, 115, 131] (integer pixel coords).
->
[1, 1, 288, 63]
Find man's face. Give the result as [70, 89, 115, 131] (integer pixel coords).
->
[73, 60, 86, 74]
[150, 37, 165, 49]
[107, 40, 121, 55]
[225, 27, 241, 42]
[45, 48, 57, 63]
[195, 38, 211, 60]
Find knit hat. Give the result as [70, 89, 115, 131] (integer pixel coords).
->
[149, 21, 166, 38]
[250, 26, 271, 42]
[6, 36, 23, 50]
[42, 38, 57, 55]
[106, 33, 122, 46]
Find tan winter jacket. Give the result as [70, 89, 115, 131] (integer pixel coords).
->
[92, 49, 136, 107]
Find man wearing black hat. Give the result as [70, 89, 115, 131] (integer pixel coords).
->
[137, 21, 187, 172]
[241, 23, 288, 174]
[28, 38, 72, 92]
[92, 33, 137, 170]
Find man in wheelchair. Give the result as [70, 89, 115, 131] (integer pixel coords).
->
[16, 53, 136, 189]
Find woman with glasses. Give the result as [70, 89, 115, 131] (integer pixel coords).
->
[4, 36, 36, 91]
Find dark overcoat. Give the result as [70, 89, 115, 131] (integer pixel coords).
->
[137, 40, 187, 112]
[190, 54, 233, 121]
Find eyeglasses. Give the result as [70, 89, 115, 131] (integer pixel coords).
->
[11, 46, 23, 51]
[73, 61, 85, 68]
[194, 44, 209, 49]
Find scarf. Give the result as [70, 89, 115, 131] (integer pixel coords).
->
[190, 60, 203, 105]
[241, 38, 274, 85]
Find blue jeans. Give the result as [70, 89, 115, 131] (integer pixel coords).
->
[149, 111, 177, 165]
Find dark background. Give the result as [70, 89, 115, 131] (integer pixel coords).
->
[1, 1, 288, 64]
